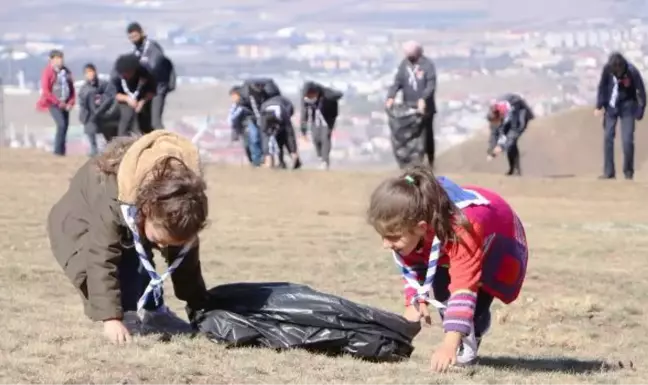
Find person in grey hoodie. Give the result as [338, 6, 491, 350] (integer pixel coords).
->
[78, 63, 119, 155]
[127, 22, 175, 129]
[385, 41, 437, 167]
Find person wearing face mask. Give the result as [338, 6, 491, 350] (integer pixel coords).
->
[127, 22, 176, 129]
[37, 50, 76, 156]
[299, 81, 343, 170]
[385, 41, 438, 168]
[594, 52, 646, 180]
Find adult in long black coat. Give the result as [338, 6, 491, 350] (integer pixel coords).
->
[385, 41, 437, 167]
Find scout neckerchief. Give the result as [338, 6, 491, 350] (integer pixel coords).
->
[263, 104, 282, 156]
[406, 64, 420, 91]
[305, 97, 325, 128]
[56, 67, 70, 102]
[119, 204, 193, 311]
[391, 176, 490, 310]
[610, 75, 619, 108]
[134, 39, 151, 60]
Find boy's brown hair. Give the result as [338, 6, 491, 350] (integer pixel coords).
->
[95, 137, 208, 242]
[367, 165, 470, 245]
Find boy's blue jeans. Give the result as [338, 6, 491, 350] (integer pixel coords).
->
[246, 120, 263, 166]
[119, 251, 162, 312]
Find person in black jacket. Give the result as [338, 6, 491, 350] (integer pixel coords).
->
[127, 22, 175, 129]
[78, 63, 119, 154]
[594, 52, 646, 180]
[259, 94, 302, 169]
[111, 54, 157, 136]
[385, 41, 437, 167]
[486, 94, 534, 176]
[299, 81, 343, 170]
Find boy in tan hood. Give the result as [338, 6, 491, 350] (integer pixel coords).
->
[47, 131, 210, 344]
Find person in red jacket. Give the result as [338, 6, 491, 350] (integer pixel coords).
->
[367, 165, 528, 372]
[37, 50, 75, 156]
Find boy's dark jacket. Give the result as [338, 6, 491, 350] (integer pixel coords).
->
[78, 79, 118, 125]
[47, 133, 208, 322]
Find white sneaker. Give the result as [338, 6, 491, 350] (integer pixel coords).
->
[456, 312, 491, 366]
[318, 160, 329, 170]
[137, 305, 193, 334]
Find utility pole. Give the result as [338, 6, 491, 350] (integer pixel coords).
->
[0, 77, 5, 148]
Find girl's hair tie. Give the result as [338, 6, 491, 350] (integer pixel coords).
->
[404, 175, 415, 185]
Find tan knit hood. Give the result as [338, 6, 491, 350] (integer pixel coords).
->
[116, 131, 201, 204]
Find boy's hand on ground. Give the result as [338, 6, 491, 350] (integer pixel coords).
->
[103, 319, 131, 345]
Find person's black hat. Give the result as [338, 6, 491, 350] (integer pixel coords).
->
[115, 54, 140, 73]
[126, 22, 143, 33]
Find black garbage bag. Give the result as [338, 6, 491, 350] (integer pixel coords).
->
[386, 105, 424, 169]
[189, 282, 421, 362]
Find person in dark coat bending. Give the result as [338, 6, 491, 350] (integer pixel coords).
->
[299, 81, 343, 170]
[260, 94, 302, 169]
[111, 54, 157, 136]
[486, 94, 534, 176]
[385, 41, 437, 167]
[595, 52, 646, 180]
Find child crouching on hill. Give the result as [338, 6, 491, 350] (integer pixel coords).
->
[367, 165, 528, 372]
[47, 131, 210, 344]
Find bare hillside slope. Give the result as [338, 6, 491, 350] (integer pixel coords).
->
[436, 108, 648, 178]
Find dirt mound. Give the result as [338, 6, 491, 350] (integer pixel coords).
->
[436, 108, 648, 178]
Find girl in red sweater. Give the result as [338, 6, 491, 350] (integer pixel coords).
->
[367, 165, 528, 372]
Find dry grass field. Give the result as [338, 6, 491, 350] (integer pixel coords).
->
[0, 149, 646, 384]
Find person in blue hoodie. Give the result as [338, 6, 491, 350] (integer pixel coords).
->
[595, 52, 646, 180]
[227, 85, 253, 164]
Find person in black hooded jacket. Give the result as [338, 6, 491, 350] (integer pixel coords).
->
[594, 52, 646, 180]
[259, 94, 302, 169]
[299, 81, 343, 170]
[111, 54, 157, 136]
[485, 94, 534, 176]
